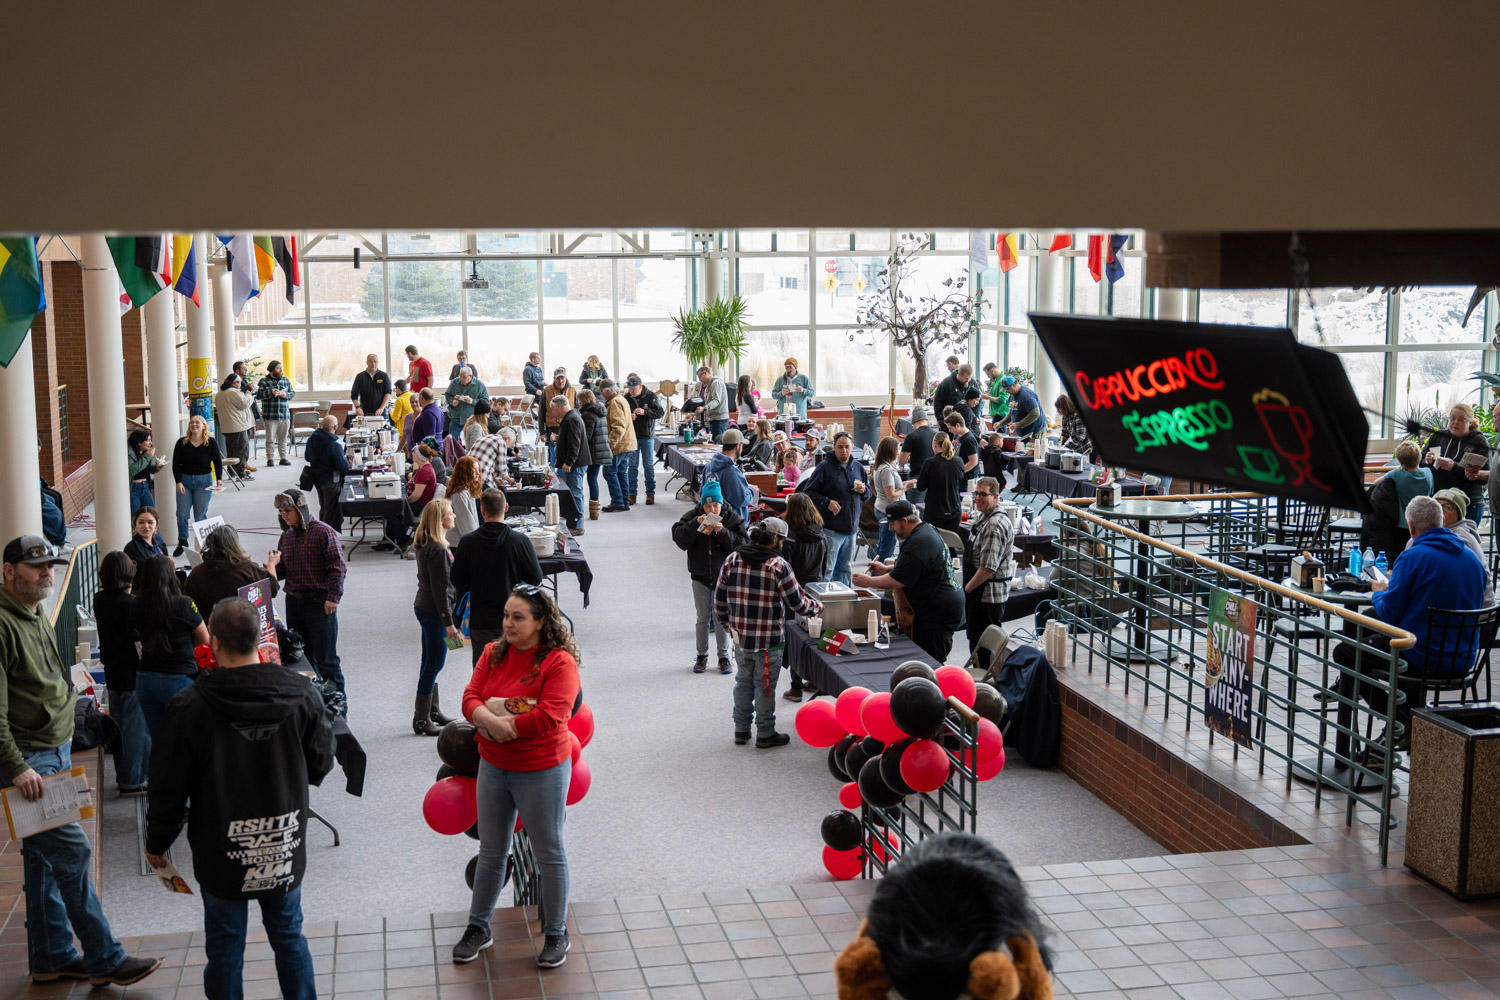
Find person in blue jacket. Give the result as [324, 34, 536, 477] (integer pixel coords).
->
[303, 415, 350, 533]
[702, 429, 752, 524]
[1333, 494, 1485, 765]
[1002, 377, 1046, 441]
[795, 431, 868, 586]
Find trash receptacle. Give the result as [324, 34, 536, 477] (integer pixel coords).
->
[852, 406, 884, 454]
[1406, 703, 1500, 899]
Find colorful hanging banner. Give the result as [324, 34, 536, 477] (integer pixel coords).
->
[188, 356, 215, 435]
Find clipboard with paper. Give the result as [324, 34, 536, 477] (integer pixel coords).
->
[1, 766, 95, 839]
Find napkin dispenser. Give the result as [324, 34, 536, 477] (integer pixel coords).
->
[367, 472, 402, 499]
[803, 582, 882, 633]
[1095, 482, 1122, 507]
[1291, 552, 1325, 589]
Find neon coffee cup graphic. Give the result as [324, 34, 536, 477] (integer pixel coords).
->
[1251, 387, 1329, 491]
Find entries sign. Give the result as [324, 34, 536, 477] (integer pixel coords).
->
[1204, 588, 1255, 749]
[237, 577, 282, 665]
[1028, 314, 1370, 511]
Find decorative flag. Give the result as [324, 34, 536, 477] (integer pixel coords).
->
[1048, 234, 1073, 254]
[171, 234, 199, 306]
[271, 235, 300, 304]
[1106, 235, 1128, 283]
[1087, 235, 1104, 282]
[996, 233, 1019, 273]
[106, 236, 171, 310]
[0, 237, 44, 367]
[227, 234, 260, 315]
[252, 236, 277, 291]
[969, 231, 989, 277]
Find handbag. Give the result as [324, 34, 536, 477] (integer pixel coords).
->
[298, 465, 316, 491]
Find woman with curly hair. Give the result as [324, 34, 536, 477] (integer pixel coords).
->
[445, 455, 483, 544]
[453, 585, 581, 969]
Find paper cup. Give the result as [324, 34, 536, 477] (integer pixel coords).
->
[1312, 576, 1326, 593]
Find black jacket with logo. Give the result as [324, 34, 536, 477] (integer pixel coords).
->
[450, 521, 544, 632]
[145, 664, 334, 899]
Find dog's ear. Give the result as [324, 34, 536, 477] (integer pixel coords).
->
[834, 920, 889, 1000]
[965, 950, 1019, 1000]
[1008, 933, 1053, 1000]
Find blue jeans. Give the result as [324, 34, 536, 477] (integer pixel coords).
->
[636, 437, 657, 494]
[733, 645, 784, 737]
[565, 465, 587, 529]
[286, 593, 343, 695]
[615, 451, 639, 500]
[201, 886, 315, 1000]
[874, 515, 897, 562]
[414, 606, 448, 695]
[175, 473, 214, 543]
[602, 456, 628, 507]
[135, 671, 194, 738]
[129, 480, 154, 515]
[823, 530, 856, 586]
[584, 465, 601, 502]
[20, 745, 128, 977]
[111, 688, 151, 788]
[1469, 494, 1485, 526]
[469, 757, 571, 937]
[707, 419, 729, 442]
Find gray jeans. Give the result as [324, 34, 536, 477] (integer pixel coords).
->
[691, 581, 730, 660]
[263, 418, 289, 461]
[733, 645, 783, 737]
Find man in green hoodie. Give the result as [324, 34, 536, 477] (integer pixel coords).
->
[1, 535, 161, 987]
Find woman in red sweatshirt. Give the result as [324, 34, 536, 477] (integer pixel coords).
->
[452, 585, 581, 969]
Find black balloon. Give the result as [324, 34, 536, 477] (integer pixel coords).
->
[820, 809, 863, 851]
[890, 677, 947, 738]
[844, 741, 876, 782]
[436, 763, 459, 782]
[972, 683, 1007, 726]
[880, 738, 917, 795]
[437, 721, 482, 776]
[572, 686, 584, 718]
[860, 736, 885, 757]
[858, 756, 906, 809]
[833, 733, 859, 777]
[464, 854, 479, 889]
[889, 661, 938, 691]
[827, 745, 848, 782]
[464, 822, 479, 841]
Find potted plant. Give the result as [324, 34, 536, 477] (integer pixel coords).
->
[671, 295, 749, 372]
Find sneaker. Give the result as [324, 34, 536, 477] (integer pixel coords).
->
[402, 548, 418, 560]
[240, 475, 256, 482]
[602, 505, 627, 513]
[783, 689, 803, 703]
[452, 925, 493, 964]
[718, 658, 733, 675]
[90, 955, 162, 986]
[693, 656, 708, 674]
[756, 732, 792, 749]
[172, 543, 186, 557]
[278, 458, 291, 466]
[734, 731, 751, 745]
[536, 931, 570, 968]
[33, 957, 89, 983]
[572, 524, 585, 536]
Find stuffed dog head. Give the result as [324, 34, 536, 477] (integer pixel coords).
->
[834, 833, 1052, 1000]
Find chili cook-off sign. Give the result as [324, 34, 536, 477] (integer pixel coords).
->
[1204, 588, 1255, 749]
[1028, 314, 1371, 511]
[237, 577, 282, 665]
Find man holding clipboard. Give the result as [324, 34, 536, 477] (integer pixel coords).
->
[0, 536, 162, 986]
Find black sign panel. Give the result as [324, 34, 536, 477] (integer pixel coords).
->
[1029, 314, 1370, 512]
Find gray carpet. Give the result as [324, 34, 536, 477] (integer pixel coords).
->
[88, 451, 1160, 936]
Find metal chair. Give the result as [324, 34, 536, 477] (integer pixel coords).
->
[936, 527, 965, 558]
[963, 623, 1011, 683]
[288, 409, 321, 455]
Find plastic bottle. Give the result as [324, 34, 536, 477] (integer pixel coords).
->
[1363, 547, 1375, 574]
[1375, 551, 1388, 574]
[1347, 547, 1362, 576]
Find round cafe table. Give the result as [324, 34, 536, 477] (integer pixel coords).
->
[1090, 499, 1200, 664]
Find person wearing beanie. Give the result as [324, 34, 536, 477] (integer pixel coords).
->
[671, 479, 749, 674]
[1421, 488, 1491, 603]
[771, 357, 814, 419]
[272, 490, 348, 696]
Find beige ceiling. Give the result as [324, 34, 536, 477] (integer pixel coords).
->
[7, 2, 1496, 234]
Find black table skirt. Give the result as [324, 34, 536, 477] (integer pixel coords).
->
[504, 479, 580, 525]
[538, 531, 594, 607]
[1023, 463, 1148, 500]
[783, 622, 938, 696]
[338, 482, 406, 518]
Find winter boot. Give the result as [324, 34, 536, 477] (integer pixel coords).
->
[589, 501, 601, 520]
[429, 683, 455, 727]
[413, 693, 442, 735]
[630, 494, 637, 505]
[646, 493, 655, 505]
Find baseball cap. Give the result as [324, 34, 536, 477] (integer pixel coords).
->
[553, 367, 568, 377]
[1001, 376, 1017, 388]
[772, 430, 789, 445]
[3, 536, 69, 566]
[759, 516, 790, 538]
[885, 500, 917, 520]
[721, 428, 745, 446]
[1434, 488, 1469, 519]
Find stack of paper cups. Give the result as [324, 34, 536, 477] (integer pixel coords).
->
[76, 641, 91, 664]
[544, 493, 560, 526]
[1043, 620, 1069, 667]
[867, 609, 879, 643]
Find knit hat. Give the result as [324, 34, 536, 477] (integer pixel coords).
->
[700, 481, 724, 504]
[910, 406, 929, 423]
[1435, 487, 1469, 519]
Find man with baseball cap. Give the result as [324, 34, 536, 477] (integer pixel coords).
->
[1, 536, 162, 986]
[683, 365, 729, 441]
[703, 428, 753, 523]
[854, 501, 966, 661]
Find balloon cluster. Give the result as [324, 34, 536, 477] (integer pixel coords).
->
[796, 664, 1007, 879]
[423, 697, 598, 888]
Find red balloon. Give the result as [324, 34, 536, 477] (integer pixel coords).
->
[567, 730, 583, 765]
[977, 718, 1003, 763]
[866, 830, 901, 865]
[935, 665, 977, 707]
[859, 692, 905, 745]
[795, 699, 846, 747]
[422, 777, 478, 835]
[823, 844, 864, 880]
[838, 781, 862, 810]
[569, 703, 595, 748]
[978, 746, 1005, 781]
[899, 739, 951, 793]
[835, 687, 872, 736]
[567, 758, 592, 805]
[514, 815, 524, 832]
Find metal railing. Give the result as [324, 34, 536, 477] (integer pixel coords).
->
[50, 539, 99, 660]
[1050, 493, 1413, 863]
[57, 383, 70, 461]
[511, 828, 539, 907]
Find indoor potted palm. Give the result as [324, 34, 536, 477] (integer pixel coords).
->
[671, 295, 749, 372]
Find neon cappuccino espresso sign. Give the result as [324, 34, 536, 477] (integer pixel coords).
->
[1076, 350, 1231, 452]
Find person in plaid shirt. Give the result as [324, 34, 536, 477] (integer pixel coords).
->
[256, 361, 296, 466]
[714, 517, 823, 748]
[961, 477, 1015, 675]
[467, 432, 512, 489]
[272, 489, 348, 696]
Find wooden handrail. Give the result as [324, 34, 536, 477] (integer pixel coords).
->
[1052, 493, 1416, 650]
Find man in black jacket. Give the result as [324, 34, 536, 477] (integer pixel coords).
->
[450, 489, 544, 665]
[552, 396, 589, 533]
[626, 375, 664, 505]
[930, 364, 974, 428]
[302, 416, 349, 532]
[145, 598, 334, 1000]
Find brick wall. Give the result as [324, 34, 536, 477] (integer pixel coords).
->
[1057, 682, 1308, 855]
